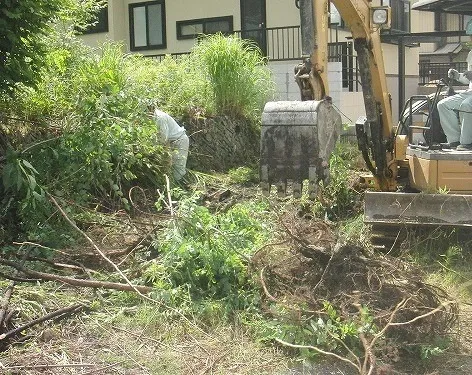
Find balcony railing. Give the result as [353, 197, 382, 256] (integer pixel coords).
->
[146, 26, 362, 92]
[419, 61, 469, 85]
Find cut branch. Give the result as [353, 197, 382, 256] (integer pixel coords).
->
[0, 304, 83, 341]
[47, 193, 152, 294]
[0, 258, 152, 293]
[0, 249, 30, 328]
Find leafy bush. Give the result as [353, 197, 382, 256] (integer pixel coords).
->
[11, 44, 170, 204]
[0, 0, 104, 95]
[144, 197, 272, 311]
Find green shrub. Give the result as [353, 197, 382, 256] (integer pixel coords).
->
[145, 197, 272, 311]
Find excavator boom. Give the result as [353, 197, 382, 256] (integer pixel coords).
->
[261, 0, 397, 196]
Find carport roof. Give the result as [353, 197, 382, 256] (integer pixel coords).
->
[411, 0, 472, 16]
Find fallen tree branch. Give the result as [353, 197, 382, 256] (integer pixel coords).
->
[0, 304, 83, 341]
[80, 361, 126, 375]
[1, 363, 96, 371]
[23, 255, 98, 275]
[47, 193, 152, 294]
[0, 249, 30, 329]
[0, 271, 39, 283]
[275, 337, 361, 373]
[0, 258, 152, 293]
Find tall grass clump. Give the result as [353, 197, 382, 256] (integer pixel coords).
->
[142, 55, 215, 120]
[190, 33, 275, 122]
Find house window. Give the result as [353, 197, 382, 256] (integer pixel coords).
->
[382, 0, 410, 33]
[177, 16, 233, 40]
[82, 6, 109, 34]
[129, 1, 166, 51]
[464, 15, 472, 32]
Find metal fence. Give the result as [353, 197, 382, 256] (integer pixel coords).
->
[145, 26, 472, 91]
[145, 26, 363, 93]
[419, 61, 468, 85]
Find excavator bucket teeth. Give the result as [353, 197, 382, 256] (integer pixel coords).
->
[260, 100, 342, 197]
[365, 191, 472, 227]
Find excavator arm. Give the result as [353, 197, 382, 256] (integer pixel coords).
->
[261, 0, 398, 196]
[299, 0, 397, 190]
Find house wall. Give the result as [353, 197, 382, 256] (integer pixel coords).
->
[77, 0, 424, 125]
[269, 61, 342, 106]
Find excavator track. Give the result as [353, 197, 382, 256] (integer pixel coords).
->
[365, 191, 472, 250]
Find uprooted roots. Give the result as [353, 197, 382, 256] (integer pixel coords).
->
[252, 213, 458, 358]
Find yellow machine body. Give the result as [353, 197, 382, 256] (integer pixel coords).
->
[407, 148, 472, 193]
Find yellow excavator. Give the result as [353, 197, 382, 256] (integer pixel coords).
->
[260, 0, 472, 228]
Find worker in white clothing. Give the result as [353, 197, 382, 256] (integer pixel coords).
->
[153, 109, 189, 181]
[437, 49, 472, 151]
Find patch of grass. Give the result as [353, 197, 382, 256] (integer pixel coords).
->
[399, 228, 472, 300]
[227, 166, 259, 185]
[190, 33, 275, 122]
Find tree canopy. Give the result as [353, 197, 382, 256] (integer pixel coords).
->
[0, 0, 104, 95]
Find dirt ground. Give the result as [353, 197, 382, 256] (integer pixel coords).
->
[1, 188, 472, 375]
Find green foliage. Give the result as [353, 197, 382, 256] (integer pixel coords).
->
[227, 166, 260, 185]
[0, 0, 104, 95]
[19, 43, 171, 207]
[190, 33, 275, 121]
[1, 42, 173, 243]
[419, 337, 449, 360]
[2, 149, 44, 208]
[256, 301, 376, 359]
[0, 0, 61, 94]
[144, 196, 272, 311]
[144, 55, 214, 120]
[312, 143, 361, 221]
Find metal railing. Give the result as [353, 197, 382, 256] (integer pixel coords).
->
[145, 26, 362, 91]
[233, 26, 301, 61]
[419, 61, 468, 85]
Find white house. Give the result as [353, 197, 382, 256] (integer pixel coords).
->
[79, 1, 469, 124]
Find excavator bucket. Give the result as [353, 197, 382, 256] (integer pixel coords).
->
[260, 100, 342, 198]
[365, 191, 472, 227]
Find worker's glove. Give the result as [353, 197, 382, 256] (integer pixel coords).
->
[448, 68, 459, 80]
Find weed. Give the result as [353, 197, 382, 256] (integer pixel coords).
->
[227, 166, 259, 185]
[190, 33, 275, 122]
[310, 143, 363, 221]
[145, 195, 272, 313]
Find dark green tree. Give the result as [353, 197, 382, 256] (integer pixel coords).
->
[0, 0, 104, 95]
[0, 1, 63, 94]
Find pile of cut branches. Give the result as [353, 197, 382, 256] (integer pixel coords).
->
[253, 212, 458, 374]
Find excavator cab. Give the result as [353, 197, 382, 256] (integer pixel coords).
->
[398, 80, 447, 149]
